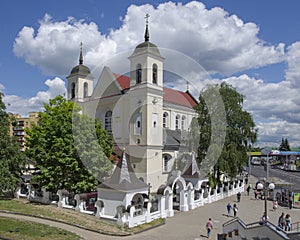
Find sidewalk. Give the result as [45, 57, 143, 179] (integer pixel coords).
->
[1, 175, 299, 240]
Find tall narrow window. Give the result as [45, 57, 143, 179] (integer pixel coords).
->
[105, 111, 112, 134]
[71, 82, 76, 99]
[175, 115, 180, 130]
[163, 112, 168, 128]
[152, 64, 157, 84]
[83, 82, 88, 98]
[181, 116, 186, 131]
[134, 114, 142, 135]
[136, 64, 142, 84]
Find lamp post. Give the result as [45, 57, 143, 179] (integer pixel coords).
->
[257, 179, 275, 221]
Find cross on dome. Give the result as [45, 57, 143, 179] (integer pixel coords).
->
[144, 13, 150, 42]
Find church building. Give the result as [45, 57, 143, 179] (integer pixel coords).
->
[67, 16, 198, 191]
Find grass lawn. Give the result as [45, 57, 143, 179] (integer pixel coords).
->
[0, 217, 82, 240]
[0, 198, 164, 236]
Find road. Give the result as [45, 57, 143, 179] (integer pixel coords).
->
[250, 165, 300, 190]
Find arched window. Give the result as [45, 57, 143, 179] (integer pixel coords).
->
[152, 64, 157, 84]
[83, 82, 88, 98]
[71, 82, 76, 99]
[175, 115, 180, 130]
[181, 116, 186, 131]
[105, 111, 112, 134]
[136, 64, 142, 84]
[163, 112, 168, 128]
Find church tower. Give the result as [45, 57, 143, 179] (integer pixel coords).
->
[127, 14, 166, 191]
[67, 43, 94, 102]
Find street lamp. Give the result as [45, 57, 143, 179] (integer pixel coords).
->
[257, 180, 275, 221]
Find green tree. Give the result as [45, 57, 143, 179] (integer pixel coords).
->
[195, 82, 257, 186]
[25, 95, 113, 193]
[0, 92, 25, 197]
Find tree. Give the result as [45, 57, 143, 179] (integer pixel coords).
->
[25, 95, 113, 193]
[279, 137, 291, 151]
[0, 92, 25, 197]
[194, 82, 257, 186]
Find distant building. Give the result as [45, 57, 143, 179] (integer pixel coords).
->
[10, 112, 39, 151]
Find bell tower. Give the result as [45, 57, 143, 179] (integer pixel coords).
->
[127, 14, 166, 191]
[67, 42, 94, 102]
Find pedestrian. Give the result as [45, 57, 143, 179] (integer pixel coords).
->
[260, 212, 268, 224]
[226, 203, 232, 217]
[278, 212, 285, 229]
[254, 189, 258, 200]
[246, 185, 251, 196]
[273, 200, 278, 211]
[288, 195, 293, 209]
[237, 192, 241, 202]
[245, 174, 249, 184]
[285, 214, 291, 231]
[233, 203, 238, 217]
[205, 218, 213, 239]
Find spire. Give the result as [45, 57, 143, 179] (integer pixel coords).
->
[144, 13, 150, 42]
[79, 42, 83, 65]
[186, 81, 190, 92]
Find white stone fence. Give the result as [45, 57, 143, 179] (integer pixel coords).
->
[53, 179, 244, 228]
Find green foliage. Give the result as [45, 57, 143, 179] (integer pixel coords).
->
[0, 92, 26, 196]
[194, 82, 257, 184]
[25, 95, 113, 193]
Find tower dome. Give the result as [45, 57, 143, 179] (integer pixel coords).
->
[130, 14, 163, 59]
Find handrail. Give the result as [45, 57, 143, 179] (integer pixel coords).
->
[291, 221, 300, 232]
[223, 218, 290, 240]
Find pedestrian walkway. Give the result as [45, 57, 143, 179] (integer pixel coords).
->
[1, 175, 299, 240]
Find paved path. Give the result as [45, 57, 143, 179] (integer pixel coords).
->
[1, 175, 300, 240]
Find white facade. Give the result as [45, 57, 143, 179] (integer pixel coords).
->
[67, 25, 197, 192]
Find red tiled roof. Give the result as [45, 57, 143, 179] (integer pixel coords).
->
[113, 74, 197, 108]
[114, 74, 130, 89]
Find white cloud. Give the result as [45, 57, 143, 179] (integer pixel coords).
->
[10, 1, 300, 147]
[3, 77, 66, 116]
[13, 1, 285, 77]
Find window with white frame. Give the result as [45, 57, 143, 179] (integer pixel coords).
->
[175, 115, 180, 130]
[163, 112, 168, 128]
[152, 63, 158, 84]
[181, 116, 186, 131]
[71, 82, 76, 99]
[83, 82, 88, 98]
[136, 64, 142, 84]
[105, 110, 112, 134]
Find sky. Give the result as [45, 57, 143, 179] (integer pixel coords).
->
[1, 0, 300, 148]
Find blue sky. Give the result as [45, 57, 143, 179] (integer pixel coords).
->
[1, 0, 300, 147]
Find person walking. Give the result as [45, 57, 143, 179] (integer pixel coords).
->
[278, 212, 285, 229]
[233, 203, 238, 217]
[237, 192, 241, 202]
[226, 203, 232, 217]
[285, 214, 291, 231]
[273, 200, 278, 211]
[246, 185, 251, 196]
[205, 218, 213, 239]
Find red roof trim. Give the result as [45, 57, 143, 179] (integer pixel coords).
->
[113, 73, 197, 108]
